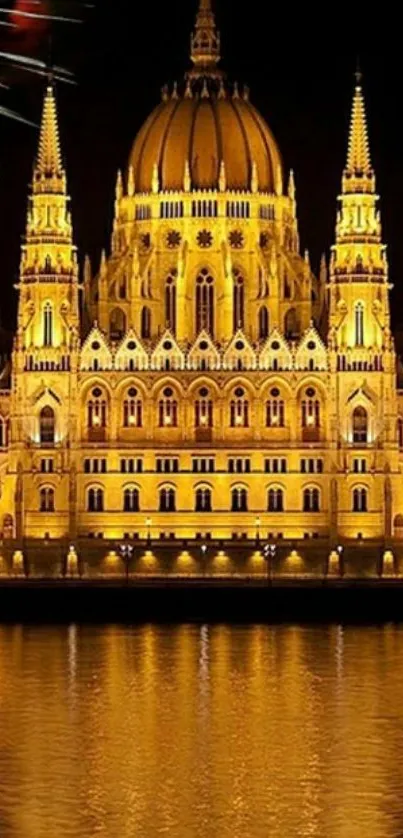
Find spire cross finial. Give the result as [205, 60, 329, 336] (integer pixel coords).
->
[355, 57, 362, 86]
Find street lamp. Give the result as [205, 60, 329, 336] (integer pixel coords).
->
[263, 542, 276, 585]
[119, 541, 134, 582]
[336, 543, 344, 576]
[255, 516, 261, 544]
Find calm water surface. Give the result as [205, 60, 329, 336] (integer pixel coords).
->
[1, 623, 403, 838]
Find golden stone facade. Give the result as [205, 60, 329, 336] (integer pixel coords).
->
[0, 0, 402, 544]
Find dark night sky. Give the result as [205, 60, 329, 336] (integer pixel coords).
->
[0, 1, 401, 331]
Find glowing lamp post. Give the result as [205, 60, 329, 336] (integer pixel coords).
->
[255, 516, 261, 544]
[263, 542, 276, 585]
[119, 542, 134, 582]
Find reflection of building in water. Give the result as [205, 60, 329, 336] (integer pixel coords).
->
[0, 0, 402, 544]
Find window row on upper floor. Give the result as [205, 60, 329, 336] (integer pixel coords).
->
[38, 485, 370, 515]
[35, 397, 374, 447]
[80, 457, 326, 475]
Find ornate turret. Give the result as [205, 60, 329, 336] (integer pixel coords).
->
[329, 74, 389, 351]
[17, 82, 78, 350]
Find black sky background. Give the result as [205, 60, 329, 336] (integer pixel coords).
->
[0, 1, 401, 333]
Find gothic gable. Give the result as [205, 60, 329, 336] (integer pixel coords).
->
[115, 328, 148, 371]
[80, 324, 113, 372]
[151, 330, 185, 371]
[295, 326, 328, 371]
[259, 328, 293, 370]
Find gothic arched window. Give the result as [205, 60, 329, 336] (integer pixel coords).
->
[141, 306, 151, 339]
[355, 302, 364, 346]
[39, 486, 54, 513]
[43, 302, 53, 347]
[159, 487, 176, 512]
[195, 487, 212, 512]
[398, 418, 403, 449]
[194, 387, 213, 428]
[301, 388, 320, 428]
[352, 406, 368, 444]
[123, 387, 143, 427]
[0, 416, 8, 448]
[284, 307, 299, 339]
[87, 487, 104, 512]
[231, 487, 248, 512]
[303, 487, 320, 512]
[87, 387, 107, 430]
[123, 487, 140, 512]
[196, 269, 214, 335]
[266, 388, 285, 427]
[353, 487, 368, 512]
[230, 387, 249, 427]
[165, 269, 177, 333]
[109, 307, 126, 341]
[267, 488, 284, 512]
[39, 406, 55, 445]
[233, 268, 245, 332]
[158, 387, 178, 427]
[258, 306, 269, 340]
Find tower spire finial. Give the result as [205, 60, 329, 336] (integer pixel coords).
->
[343, 70, 374, 194]
[34, 83, 64, 194]
[190, 0, 221, 77]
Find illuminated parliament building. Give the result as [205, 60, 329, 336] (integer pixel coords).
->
[0, 0, 401, 545]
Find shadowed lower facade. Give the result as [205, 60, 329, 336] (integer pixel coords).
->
[0, 0, 402, 545]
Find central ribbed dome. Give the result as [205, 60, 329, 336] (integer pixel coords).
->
[128, 0, 282, 195]
[129, 89, 282, 194]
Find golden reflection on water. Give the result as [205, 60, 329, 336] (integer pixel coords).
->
[1, 623, 403, 838]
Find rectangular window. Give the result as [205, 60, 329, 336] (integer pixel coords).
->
[228, 458, 251, 473]
[192, 458, 215, 473]
[300, 459, 324, 474]
[156, 458, 180, 473]
[353, 458, 367, 473]
[265, 459, 287, 473]
[120, 458, 143, 474]
[40, 458, 54, 473]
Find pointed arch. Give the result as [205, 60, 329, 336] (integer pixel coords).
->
[109, 307, 126, 341]
[39, 485, 55, 513]
[39, 406, 55, 445]
[354, 301, 364, 346]
[196, 268, 214, 335]
[233, 267, 245, 332]
[352, 406, 368, 443]
[43, 301, 53, 346]
[258, 306, 269, 340]
[165, 268, 177, 333]
[141, 306, 152, 339]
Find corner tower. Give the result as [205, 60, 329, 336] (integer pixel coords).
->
[16, 82, 79, 355]
[8, 83, 79, 539]
[329, 75, 391, 355]
[328, 75, 397, 540]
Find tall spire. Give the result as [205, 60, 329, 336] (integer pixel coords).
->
[343, 75, 374, 194]
[34, 83, 65, 194]
[190, 0, 221, 77]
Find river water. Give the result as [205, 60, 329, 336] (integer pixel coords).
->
[1, 623, 403, 838]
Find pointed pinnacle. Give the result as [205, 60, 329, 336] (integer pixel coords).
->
[35, 84, 64, 187]
[346, 81, 371, 175]
[288, 169, 296, 200]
